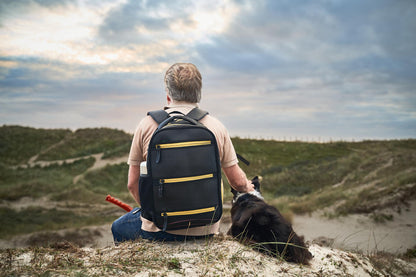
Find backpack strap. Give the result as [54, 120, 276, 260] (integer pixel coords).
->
[168, 111, 185, 116]
[148, 108, 208, 124]
[147, 110, 170, 124]
[186, 108, 209, 121]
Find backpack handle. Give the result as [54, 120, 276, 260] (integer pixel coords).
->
[157, 115, 199, 131]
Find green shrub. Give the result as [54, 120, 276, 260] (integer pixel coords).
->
[37, 128, 131, 161]
[0, 157, 95, 200]
[0, 207, 114, 239]
[0, 125, 70, 166]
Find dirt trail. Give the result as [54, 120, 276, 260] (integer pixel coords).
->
[293, 200, 416, 254]
[17, 150, 129, 184]
[73, 153, 128, 183]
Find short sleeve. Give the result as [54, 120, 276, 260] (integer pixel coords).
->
[128, 116, 158, 166]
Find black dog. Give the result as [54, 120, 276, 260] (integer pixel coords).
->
[228, 176, 313, 265]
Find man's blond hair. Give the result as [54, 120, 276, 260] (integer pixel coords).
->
[164, 63, 202, 103]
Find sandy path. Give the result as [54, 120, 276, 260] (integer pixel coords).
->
[16, 151, 128, 183]
[293, 200, 416, 254]
[73, 153, 128, 183]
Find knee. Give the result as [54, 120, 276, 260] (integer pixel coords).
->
[111, 218, 124, 243]
[111, 218, 122, 235]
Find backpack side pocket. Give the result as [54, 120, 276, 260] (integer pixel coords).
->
[139, 175, 154, 221]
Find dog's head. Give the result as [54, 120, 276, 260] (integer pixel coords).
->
[231, 176, 263, 204]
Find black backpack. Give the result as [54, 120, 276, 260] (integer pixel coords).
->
[139, 108, 222, 231]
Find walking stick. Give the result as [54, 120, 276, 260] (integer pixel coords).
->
[106, 194, 133, 212]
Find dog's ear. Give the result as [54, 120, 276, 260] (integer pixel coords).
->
[230, 187, 238, 197]
[251, 176, 261, 192]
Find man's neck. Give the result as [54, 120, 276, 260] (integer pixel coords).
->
[167, 101, 198, 107]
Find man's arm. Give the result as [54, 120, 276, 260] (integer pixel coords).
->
[222, 164, 254, 192]
[127, 165, 141, 204]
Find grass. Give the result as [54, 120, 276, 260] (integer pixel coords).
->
[232, 138, 352, 178]
[0, 157, 95, 201]
[258, 140, 416, 216]
[0, 156, 130, 238]
[82, 163, 130, 200]
[1, 126, 416, 239]
[0, 125, 71, 166]
[1, 128, 415, 276]
[102, 141, 131, 160]
[0, 238, 252, 276]
[0, 207, 115, 239]
[36, 127, 131, 161]
[368, 250, 416, 276]
[1, 237, 411, 276]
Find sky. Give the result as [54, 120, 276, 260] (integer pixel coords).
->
[0, 0, 415, 141]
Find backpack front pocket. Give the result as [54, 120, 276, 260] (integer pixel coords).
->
[154, 140, 211, 164]
[154, 173, 219, 210]
[152, 173, 222, 230]
[159, 206, 219, 231]
[150, 141, 218, 178]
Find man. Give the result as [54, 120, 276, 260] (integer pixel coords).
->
[112, 63, 254, 243]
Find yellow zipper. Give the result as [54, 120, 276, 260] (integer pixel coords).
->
[156, 140, 211, 149]
[163, 206, 216, 216]
[161, 173, 213, 184]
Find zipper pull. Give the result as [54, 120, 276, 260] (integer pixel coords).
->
[156, 146, 161, 164]
[158, 180, 164, 198]
[162, 212, 168, 231]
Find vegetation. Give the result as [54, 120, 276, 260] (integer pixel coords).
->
[0, 207, 114, 238]
[1, 238, 414, 276]
[0, 126, 415, 241]
[0, 158, 95, 201]
[36, 127, 132, 161]
[234, 138, 416, 216]
[75, 163, 131, 203]
[0, 125, 70, 166]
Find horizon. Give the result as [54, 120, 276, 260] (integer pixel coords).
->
[2, 123, 415, 143]
[1, 0, 415, 141]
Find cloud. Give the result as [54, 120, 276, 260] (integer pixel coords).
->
[0, 0, 415, 140]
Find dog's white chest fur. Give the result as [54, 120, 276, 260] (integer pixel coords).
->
[233, 190, 264, 203]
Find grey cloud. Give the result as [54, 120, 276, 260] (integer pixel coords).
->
[97, 0, 193, 45]
[0, 0, 73, 19]
[201, 0, 415, 74]
[196, 37, 287, 74]
[0, 56, 161, 104]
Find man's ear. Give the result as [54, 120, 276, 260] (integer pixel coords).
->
[166, 93, 172, 104]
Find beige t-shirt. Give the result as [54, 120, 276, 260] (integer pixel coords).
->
[128, 103, 238, 235]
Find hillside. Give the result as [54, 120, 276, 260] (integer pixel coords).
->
[2, 238, 416, 276]
[0, 125, 415, 276]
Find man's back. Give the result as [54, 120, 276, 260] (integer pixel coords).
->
[128, 103, 238, 236]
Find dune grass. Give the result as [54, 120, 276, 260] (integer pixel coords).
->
[0, 207, 115, 239]
[0, 125, 71, 166]
[0, 157, 95, 201]
[1, 126, 415, 238]
[36, 128, 131, 161]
